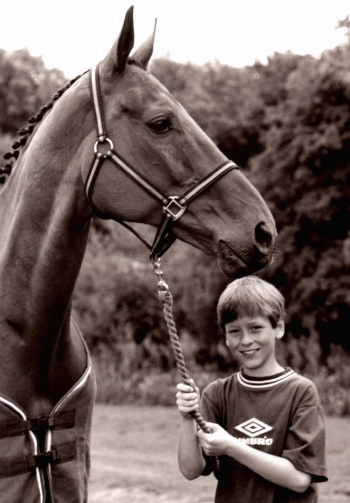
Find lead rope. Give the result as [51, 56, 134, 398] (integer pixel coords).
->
[153, 258, 220, 479]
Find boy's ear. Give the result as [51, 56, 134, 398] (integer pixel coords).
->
[275, 320, 285, 340]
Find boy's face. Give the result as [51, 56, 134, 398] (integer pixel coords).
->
[225, 315, 284, 377]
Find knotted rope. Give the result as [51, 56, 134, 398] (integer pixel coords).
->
[153, 258, 220, 478]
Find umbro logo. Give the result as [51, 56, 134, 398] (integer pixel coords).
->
[235, 418, 273, 438]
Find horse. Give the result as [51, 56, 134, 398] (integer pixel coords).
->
[0, 6, 276, 503]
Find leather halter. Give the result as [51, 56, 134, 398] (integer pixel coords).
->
[85, 63, 238, 259]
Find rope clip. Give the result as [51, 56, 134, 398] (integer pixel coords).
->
[152, 257, 170, 298]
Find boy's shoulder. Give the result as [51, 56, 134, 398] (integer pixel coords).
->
[202, 371, 239, 397]
[203, 368, 321, 404]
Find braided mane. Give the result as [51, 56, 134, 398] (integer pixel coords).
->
[0, 71, 88, 185]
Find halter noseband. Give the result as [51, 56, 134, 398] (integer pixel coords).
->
[85, 63, 238, 259]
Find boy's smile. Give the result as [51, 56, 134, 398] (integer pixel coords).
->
[225, 315, 284, 376]
[240, 348, 260, 358]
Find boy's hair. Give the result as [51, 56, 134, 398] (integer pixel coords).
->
[217, 276, 285, 331]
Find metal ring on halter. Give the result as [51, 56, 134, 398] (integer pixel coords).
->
[94, 138, 114, 158]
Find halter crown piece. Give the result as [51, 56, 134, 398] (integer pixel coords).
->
[85, 63, 238, 259]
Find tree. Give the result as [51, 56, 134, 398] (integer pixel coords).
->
[336, 15, 350, 44]
[0, 48, 66, 136]
[249, 44, 350, 358]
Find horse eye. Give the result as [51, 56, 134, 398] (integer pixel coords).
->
[147, 118, 172, 134]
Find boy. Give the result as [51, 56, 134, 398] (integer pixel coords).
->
[176, 276, 327, 503]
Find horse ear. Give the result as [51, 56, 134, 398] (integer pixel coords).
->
[102, 6, 135, 74]
[115, 6, 135, 71]
[131, 19, 157, 70]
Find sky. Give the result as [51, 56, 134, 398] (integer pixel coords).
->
[0, 0, 349, 78]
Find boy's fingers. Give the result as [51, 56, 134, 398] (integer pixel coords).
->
[176, 381, 200, 400]
[203, 422, 222, 434]
[176, 383, 194, 392]
[177, 397, 198, 406]
[203, 421, 217, 429]
[189, 379, 200, 394]
[176, 389, 198, 399]
[197, 422, 219, 438]
[176, 396, 199, 408]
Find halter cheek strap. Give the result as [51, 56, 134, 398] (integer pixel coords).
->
[85, 63, 238, 259]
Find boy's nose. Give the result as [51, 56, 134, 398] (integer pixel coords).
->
[240, 331, 254, 345]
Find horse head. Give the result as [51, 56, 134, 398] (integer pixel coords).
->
[82, 6, 276, 277]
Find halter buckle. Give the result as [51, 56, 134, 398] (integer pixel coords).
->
[163, 196, 186, 221]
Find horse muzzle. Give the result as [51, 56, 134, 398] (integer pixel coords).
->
[217, 221, 277, 278]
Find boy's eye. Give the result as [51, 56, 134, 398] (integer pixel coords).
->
[227, 330, 240, 337]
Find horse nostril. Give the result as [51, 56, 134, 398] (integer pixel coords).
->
[255, 222, 273, 250]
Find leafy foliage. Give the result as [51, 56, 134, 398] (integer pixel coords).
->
[249, 43, 350, 359]
[0, 48, 66, 136]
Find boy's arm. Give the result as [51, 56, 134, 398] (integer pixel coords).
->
[176, 381, 206, 480]
[197, 422, 312, 493]
[178, 416, 206, 479]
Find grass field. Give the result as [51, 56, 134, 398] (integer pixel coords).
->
[88, 404, 350, 503]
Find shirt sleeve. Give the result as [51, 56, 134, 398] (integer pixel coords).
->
[199, 382, 222, 476]
[282, 381, 328, 483]
[200, 383, 222, 424]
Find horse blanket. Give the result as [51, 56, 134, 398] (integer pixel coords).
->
[0, 329, 96, 503]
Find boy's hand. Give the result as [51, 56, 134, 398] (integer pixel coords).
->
[197, 422, 232, 457]
[176, 379, 200, 419]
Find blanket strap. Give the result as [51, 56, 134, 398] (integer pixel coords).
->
[0, 442, 76, 478]
[0, 410, 75, 438]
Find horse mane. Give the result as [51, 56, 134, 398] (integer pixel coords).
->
[0, 58, 149, 186]
[0, 71, 88, 185]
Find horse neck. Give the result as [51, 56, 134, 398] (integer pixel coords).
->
[0, 74, 94, 346]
